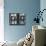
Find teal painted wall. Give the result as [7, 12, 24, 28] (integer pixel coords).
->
[4, 0, 40, 42]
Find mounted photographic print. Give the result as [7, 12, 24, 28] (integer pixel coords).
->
[9, 13, 25, 25]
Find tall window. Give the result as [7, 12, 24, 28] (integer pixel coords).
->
[0, 0, 4, 42]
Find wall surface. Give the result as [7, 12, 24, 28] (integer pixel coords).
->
[40, 0, 46, 27]
[4, 0, 40, 42]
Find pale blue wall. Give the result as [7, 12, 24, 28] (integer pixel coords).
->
[40, 0, 46, 27]
[4, 0, 40, 42]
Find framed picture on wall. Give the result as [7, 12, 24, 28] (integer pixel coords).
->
[9, 13, 25, 25]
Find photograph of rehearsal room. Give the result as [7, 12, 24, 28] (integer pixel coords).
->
[0, 0, 46, 46]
